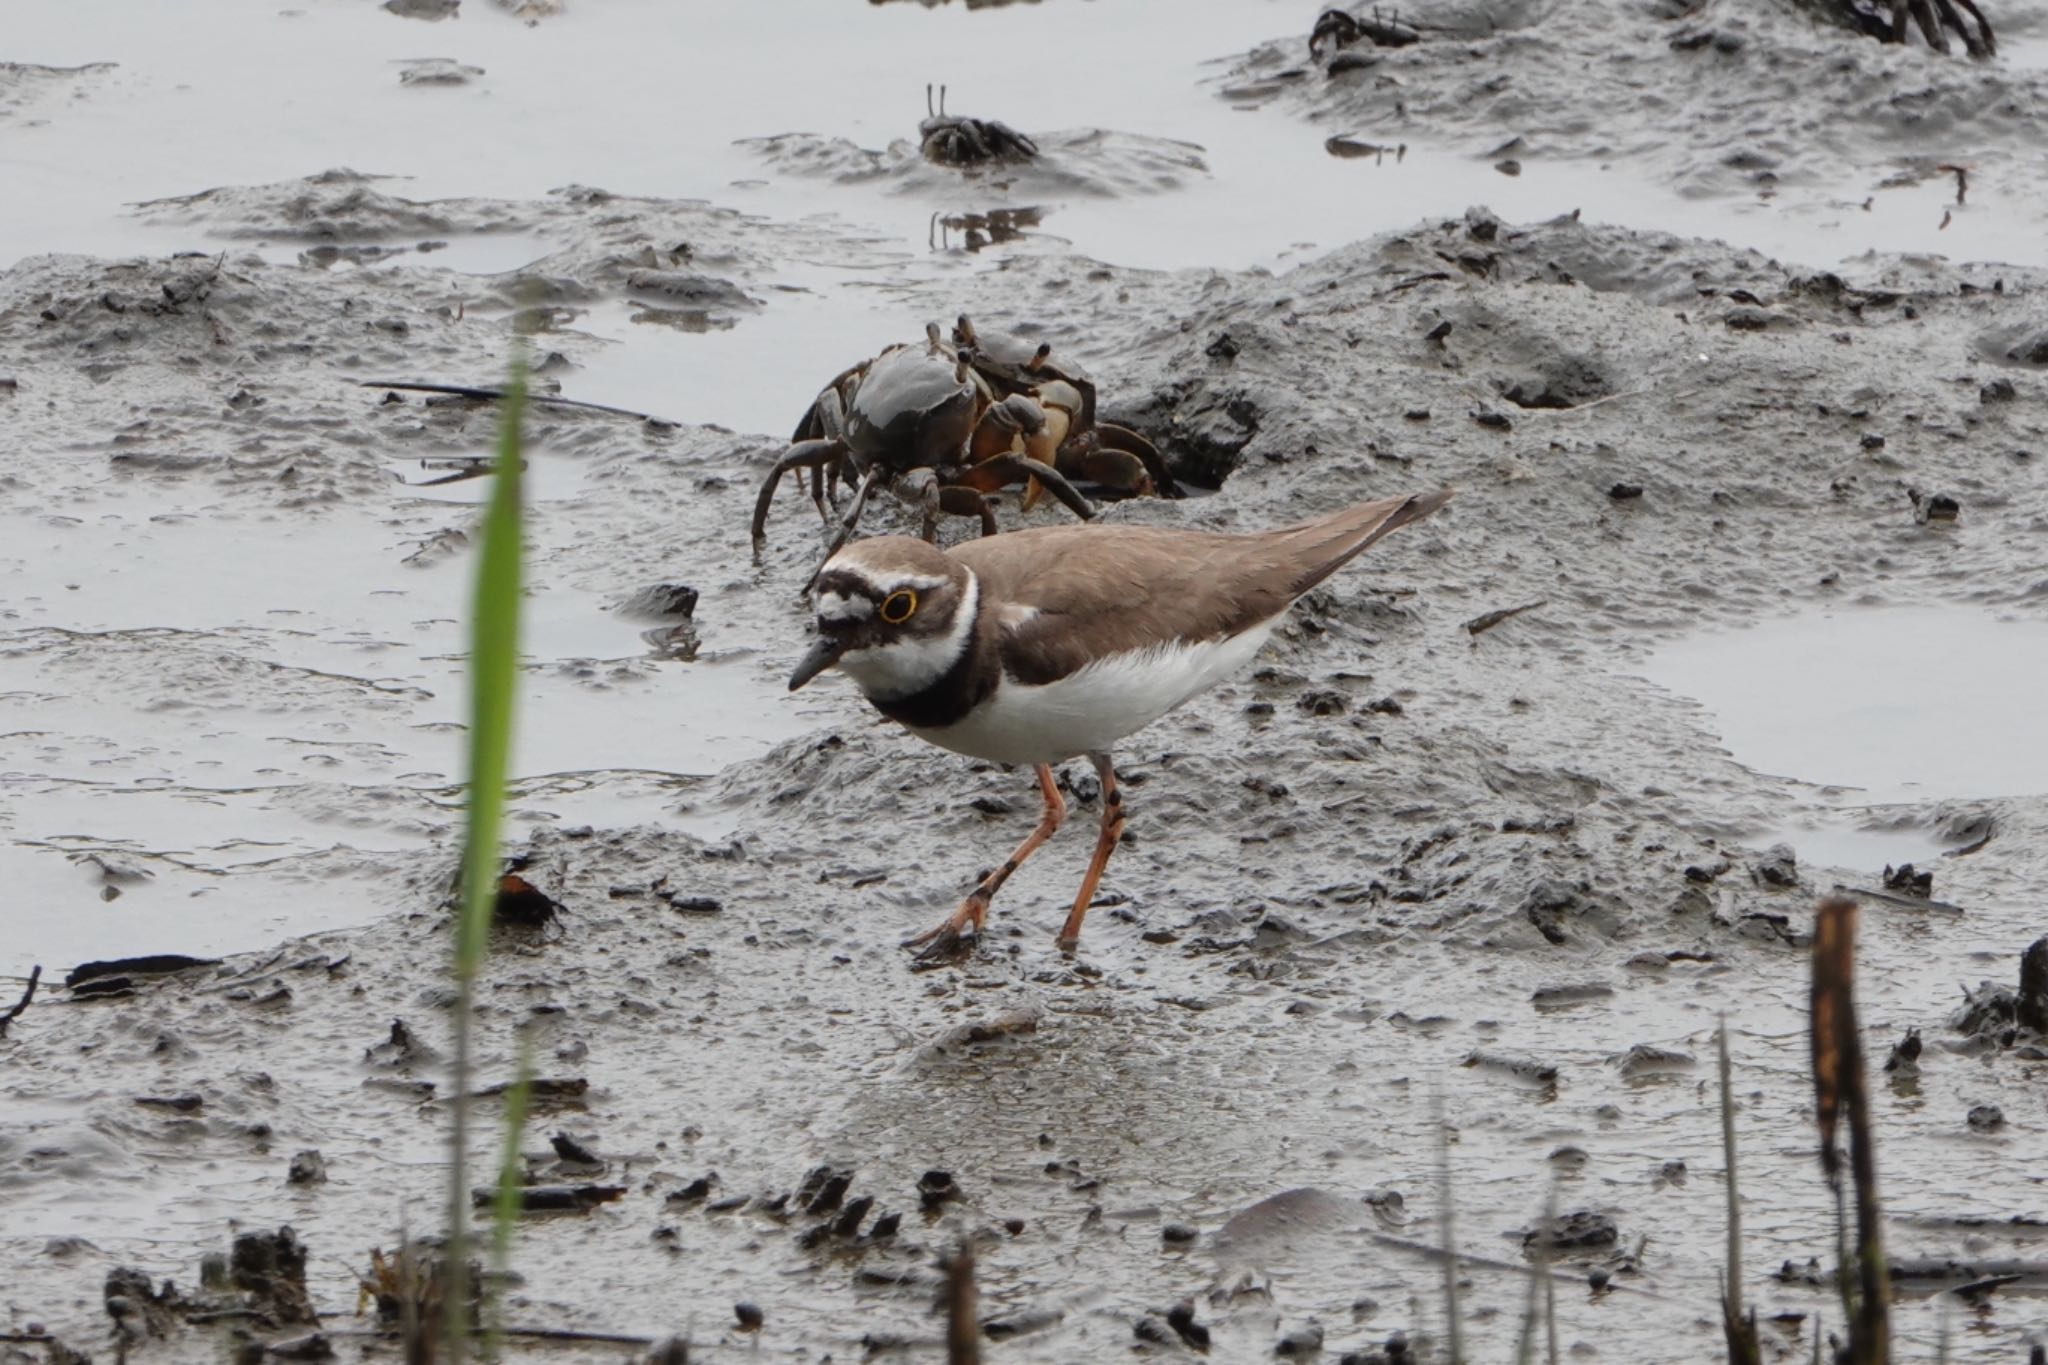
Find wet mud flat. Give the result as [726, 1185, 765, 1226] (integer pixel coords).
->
[6, 0, 2048, 1353]
[4, 179, 2047, 1361]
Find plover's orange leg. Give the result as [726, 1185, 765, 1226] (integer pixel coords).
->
[1056, 752, 1124, 952]
[907, 763, 1065, 961]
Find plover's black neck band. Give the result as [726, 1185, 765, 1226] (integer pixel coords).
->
[867, 576, 998, 731]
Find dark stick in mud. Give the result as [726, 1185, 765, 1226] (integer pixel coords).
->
[943, 1242, 978, 1365]
[1809, 897, 1888, 1365]
[1514, 1184, 1561, 1365]
[0, 965, 40, 1037]
[1718, 1017, 1761, 1365]
[360, 380, 675, 426]
[1434, 1090, 1465, 1363]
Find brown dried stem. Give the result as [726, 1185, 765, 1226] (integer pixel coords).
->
[1809, 897, 1889, 1364]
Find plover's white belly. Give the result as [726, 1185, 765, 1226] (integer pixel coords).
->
[909, 620, 1279, 766]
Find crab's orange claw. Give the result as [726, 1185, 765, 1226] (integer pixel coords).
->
[1021, 475, 1045, 512]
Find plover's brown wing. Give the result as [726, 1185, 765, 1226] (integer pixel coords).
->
[952, 490, 1451, 686]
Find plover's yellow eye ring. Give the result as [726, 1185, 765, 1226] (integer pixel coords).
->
[879, 589, 918, 624]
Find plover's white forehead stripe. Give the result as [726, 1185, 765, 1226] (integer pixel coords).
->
[825, 561, 949, 596]
[816, 590, 873, 623]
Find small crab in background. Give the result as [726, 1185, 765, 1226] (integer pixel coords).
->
[919, 84, 1038, 166]
[1309, 6, 1420, 62]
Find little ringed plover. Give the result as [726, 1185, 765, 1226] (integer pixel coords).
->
[787, 489, 1452, 958]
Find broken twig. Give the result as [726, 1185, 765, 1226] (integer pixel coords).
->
[1464, 602, 1545, 637]
[0, 966, 42, 1037]
[361, 380, 674, 426]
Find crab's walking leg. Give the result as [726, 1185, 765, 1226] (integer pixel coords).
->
[891, 467, 944, 543]
[814, 464, 884, 571]
[1056, 752, 1124, 952]
[805, 388, 851, 525]
[753, 437, 849, 552]
[1096, 421, 1178, 497]
[952, 451, 1096, 524]
[906, 764, 1065, 961]
[938, 485, 1000, 537]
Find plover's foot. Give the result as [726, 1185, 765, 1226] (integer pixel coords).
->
[905, 925, 977, 967]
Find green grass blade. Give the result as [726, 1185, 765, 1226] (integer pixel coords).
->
[443, 359, 528, 1365]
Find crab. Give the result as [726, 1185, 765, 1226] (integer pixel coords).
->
[919, 84, 1038, 167]
[1309, 6, 1421, 61]
[948, 314, 1178, 506]
[751, 326, 1099, 564]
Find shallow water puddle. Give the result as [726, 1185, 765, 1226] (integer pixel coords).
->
[1751, 821, 1949, 875]
[1640, 604, 2048, 803]
[0, 460, 805, 971]
[13, 0, 2048, 290]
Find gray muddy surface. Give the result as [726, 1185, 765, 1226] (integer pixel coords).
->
[5, 2, 2048, 1362]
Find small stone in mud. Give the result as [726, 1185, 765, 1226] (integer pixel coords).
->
[1403, 408, 1430, 421]
[287, 1150, 327, 1185]
[804, 1167, 854, 1214]
[644, 1338, 690, 1365]
[1524, 1210, 1619, 1253]
[1588, 1266, 1613, 1292]
[918, 1169, 961, 1210]
[1495, 158, 1522, 176]
[1205, 332, 1240, 361]
[1882, 863, 1933, 897]
[1463, 1050, 1559, 1084]
[1276, 1322, 1325, 1354]
[666, 894, 722, 914]
[1981, 377, 2016, 403]
[831, 1194, 875, 1237]
[104, 1266, 182, 1340]
[1532, 981, 1613, 1007]
[1860, 432, 1886, 450]
[734, 1301, 763, 1332]
[1297, 688, 1348, 716]
[231, 1226, 315, 1325]
[1610, 1043, 1696, 1078]
[1608, 482, 1644, 500]
[1911, 492, 1961, 524]
[397, 58, 485, 86]
[549, 1132, 601, 1166]
[616, 583, 698, 619]
[1754, 843, 1799, 887]
[1472, 407, 1513, 431]
[481, 1183, 626, 1213]
[383, 0, 459, 16]
[1949, 980, 2017, 1042]
[1161, 1222, 1198, 1245]
[1166, 1300, 1210, 1351]
[68, 954, 216, 989]
[1967, 1104, 2005, 1132]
